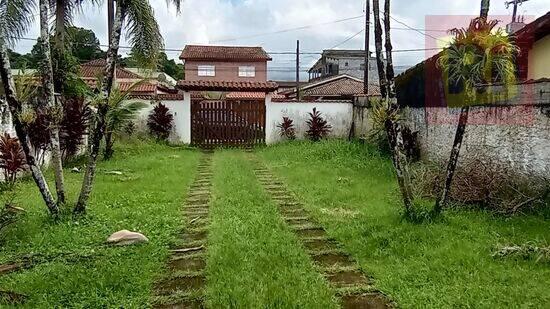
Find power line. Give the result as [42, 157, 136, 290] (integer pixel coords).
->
[330, 29, 364, 49]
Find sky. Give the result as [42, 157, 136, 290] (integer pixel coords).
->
[13, 0, 549, 80]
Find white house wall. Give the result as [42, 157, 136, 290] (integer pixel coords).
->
[265, 101, 353, 144]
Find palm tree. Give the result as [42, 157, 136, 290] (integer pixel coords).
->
[103, 81, 147, 160]
[433, 16, 517, 214]
[0, 0, 59, 216]
[372, 0, 413, 213]
[74, 0, 174, 214]
[38, 0, 67, 205]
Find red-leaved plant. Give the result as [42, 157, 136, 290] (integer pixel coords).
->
[147, 103, 174, 140]
[0, 133, 27, 183]
[27, 107, 51, 163]
[306, 108, 331, 141]
[277, 117, 296, 140]
[60, 97, 91, 160]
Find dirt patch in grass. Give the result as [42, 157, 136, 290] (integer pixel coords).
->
[168, 257, 206, 272]
[156, 275, 205, 295]
[313, 253, 354, 268]
[303, 239, 338, 252]
[326, 271, 368, 287]
[181, 230, 208, 243]
[153, 299, 203, 309]
[296, 228, 327, 239]
[341, 293, 391, 309]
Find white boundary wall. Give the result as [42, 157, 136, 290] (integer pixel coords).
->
[265, 97, 353, 144]
[135, 92, 191, 144]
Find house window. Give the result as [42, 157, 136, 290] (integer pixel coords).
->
[238, 66, 256, 77]
[198, 65, 215, 77]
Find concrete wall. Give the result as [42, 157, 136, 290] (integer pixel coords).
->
[399, 81, 550, 177]
[135, 92, 191, 144]
[184, 60, 268, 82]
[265, 98, 353, 144]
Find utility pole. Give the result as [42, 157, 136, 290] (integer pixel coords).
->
[363, 0, 370, 94]
[505, 0, 529, 22]
[296, 40, 300, 100]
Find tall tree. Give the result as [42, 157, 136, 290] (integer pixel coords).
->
[0, 0, 59, 216]
[434, 0, 493, 214]
[75, 0, 183, 214]
[39, 0, 66, 205]
[372, 0, 413, 213]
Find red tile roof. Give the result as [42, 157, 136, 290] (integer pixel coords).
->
[118, 82, 157, 93]
[177, 80, 279, 92]
[80, 59, 143, 79]
[226, 92, 285, 100]
[128, 93, 185, 101]
[180, 45, 272, 61]
[285, 75, 380, 98]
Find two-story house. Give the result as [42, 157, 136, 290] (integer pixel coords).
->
[180, 45, 272, 82]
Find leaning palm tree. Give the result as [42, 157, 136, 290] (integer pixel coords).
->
[103, 80, 147, 160]
[0, 0, 59, 216]
[433, 17, 517, 214]
[74, 0, 170, 214]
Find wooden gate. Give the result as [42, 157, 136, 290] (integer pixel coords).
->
[191, 100, 266, 148]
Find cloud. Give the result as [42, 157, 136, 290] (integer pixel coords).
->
[13, 0, 549, 80]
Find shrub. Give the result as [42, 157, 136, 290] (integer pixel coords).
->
[277, 117, 295, 140]
[306, 108, 331, 141]
[27, 107, 51, 163]
[60, 97, 91, 160]
[147, 103, 173, 140]
[0, 133, 27, 183]
[409, 156, 550, 215]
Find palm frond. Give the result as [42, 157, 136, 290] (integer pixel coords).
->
[123, 0, 164, 68]
[0, 0, 36, 46]
[105, 79, 148, 133]
[165, 0, 183, 14]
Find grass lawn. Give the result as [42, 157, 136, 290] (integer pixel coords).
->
[258, 140, 550, 308]
[0, 140, 201, 307]
[205, 150, 337, 308]
[1, 139, 549, 308]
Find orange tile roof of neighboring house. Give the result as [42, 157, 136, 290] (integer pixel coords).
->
[80, 59, 143, 79]
[177, 80, 279, 92]
[285, 74, 380, 98]
[118, 82, 157, 93]
[180, 45, 272, 61]
[128, 93, 185, 101]
[226, 92, 285, 100]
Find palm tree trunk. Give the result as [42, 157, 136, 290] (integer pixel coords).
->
[433, 1, 489, 214]
[373, 0, 413, 212]
[372, 0, 387, 98]
[383, 0, 413, 210]
[434, 106, 469, 214]
[0, 33, 59, 217]
[74, 1, 125, 214]
[53, 0, 67, 93]
[480, 0, 490, 19]
[104, 131, 114, 160]
[40, 0, 66, 205]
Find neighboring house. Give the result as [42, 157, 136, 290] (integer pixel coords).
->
[272, 80, 308, 93]
[180, 45, 272, 82]
[125, 68, 178, 87]
[308, 50, 380, 85]
[513, 12, 550, 80]
[80, 59, 176, 98]
[283, 74, 381, 101]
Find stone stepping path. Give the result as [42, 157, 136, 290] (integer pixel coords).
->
[248, 155, 394, 309]
[153, 152, 214, 308]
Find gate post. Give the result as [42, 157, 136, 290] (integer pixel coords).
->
[182, 91, 192, 144]
[265, 92, 274, 145]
